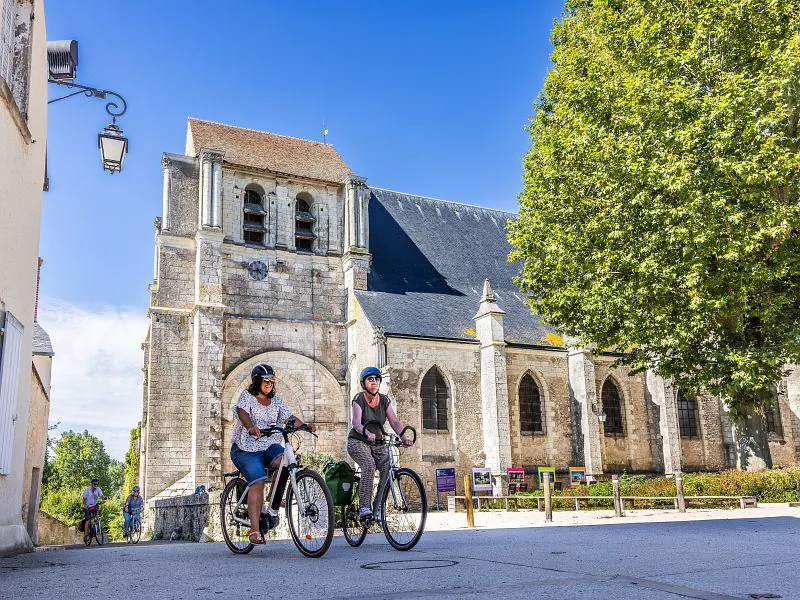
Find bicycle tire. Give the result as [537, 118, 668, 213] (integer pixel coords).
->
[381, 467, 427, 551]
[342, 501, 367, 547]
[220, 477, 255, 554]
[84, 524, 91, 547]
[95, 520, 104, 545]
[131, 518, 141, 544]
[286, 469, 334, 558]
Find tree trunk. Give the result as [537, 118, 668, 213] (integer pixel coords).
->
[730, 404, 772, 471]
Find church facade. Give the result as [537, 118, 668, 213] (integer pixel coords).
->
[140, 119, 800, 499]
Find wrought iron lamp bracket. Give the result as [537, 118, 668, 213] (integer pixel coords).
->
[47, 79, 127, 122]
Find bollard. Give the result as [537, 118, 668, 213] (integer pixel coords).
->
[612, 474, 624, 517]
[543, 471, 553, 522]
[464, 474, 475, 528]
[675, 471, 686, 513]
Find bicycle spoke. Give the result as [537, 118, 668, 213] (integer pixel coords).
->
[382, 469, 426, 550]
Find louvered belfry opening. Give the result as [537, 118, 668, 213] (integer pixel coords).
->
[243, 186, 266, 246]
[295, 195, 315, 252]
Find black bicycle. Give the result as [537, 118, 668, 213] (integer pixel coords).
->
[342, 422, 427, 551]
[220, 421, 334, 558]
[84, 502, 104, 546]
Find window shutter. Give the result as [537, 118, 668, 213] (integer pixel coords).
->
[0, 310, 24, 474]
[0, 0, 14, 88]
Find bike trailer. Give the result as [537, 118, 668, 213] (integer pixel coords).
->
[323, 461, 355, 506]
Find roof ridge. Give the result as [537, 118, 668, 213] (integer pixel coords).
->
[370, 186, 517, 217]
[187, 117, 333, 148]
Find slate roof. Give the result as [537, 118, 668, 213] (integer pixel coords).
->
[186, 119, 353, 184]
[32, 322, 54, 356]
[355, 188, 560, 347]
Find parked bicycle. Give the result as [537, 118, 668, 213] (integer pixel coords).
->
[126, 509, 142, 544]
[220, 421, 334, 558]
[84, 501, 105, 546]
[342, 421, 427, 551]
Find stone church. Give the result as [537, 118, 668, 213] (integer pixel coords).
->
[140, 119, 800, 500]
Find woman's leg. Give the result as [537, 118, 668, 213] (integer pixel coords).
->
[347, 438, 376, 513]
[372, 445, 390, 515]
[246, 480, 265, 538]
[123, 511, 131, 535]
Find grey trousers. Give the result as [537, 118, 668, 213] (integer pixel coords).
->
[347, 437, 389, 513]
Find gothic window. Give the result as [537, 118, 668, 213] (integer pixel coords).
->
[243, 186, 266, 246]
[601, 378, 625, 436]
[519, 374, 543, 433]
[295, 193, 315, 252]
[677, 391, 699, 438]
[765, 402, 783, 438]
[421, 366, 449, 430]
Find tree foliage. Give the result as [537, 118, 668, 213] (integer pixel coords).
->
[509, 0, 800, 418]
[40, 430, 124, 540]
[123, 423, 141, 495]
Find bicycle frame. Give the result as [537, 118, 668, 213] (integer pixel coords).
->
[229, 437, 306, 528]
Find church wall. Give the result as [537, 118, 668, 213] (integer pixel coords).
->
[164, 157, 199, 237]
[223, 318, 347, 385]
[680, 396, 727, 471]
[506, 348, 572, 470]
[769, 395, 799, 466]
[220, 248, 346, 323]
[347, 297, 380, 394]
[385, 337, 481, 496]
[594, 361, 654, 472]
[143, 312, 194, 497]
[154, 244, 196, 309]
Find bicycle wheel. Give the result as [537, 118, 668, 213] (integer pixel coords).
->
[95, 520, 104, 545]
[84, 522, 91, 547]
[220, 477, 255, 554]
[381, 468, 427, 551]
[342, 483, 368, 547]
[286, 469, 334, 558]
[131, 518, 141, 544]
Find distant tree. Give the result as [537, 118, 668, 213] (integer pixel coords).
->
[509, 0, 800, 470]
[123, 423, 141, 496]
[43, 430, 112, 495]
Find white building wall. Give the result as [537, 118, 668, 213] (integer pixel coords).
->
[0, 0, 47, 555]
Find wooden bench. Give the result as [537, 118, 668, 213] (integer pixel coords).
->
[535, 496, 614, 510]
[447, 495, 532, 512]
[685, 495, 757, 509]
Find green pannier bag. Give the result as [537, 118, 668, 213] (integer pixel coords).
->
[323, 461, 356, 506]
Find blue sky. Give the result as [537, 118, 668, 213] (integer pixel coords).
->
[40, 1, 565, 459]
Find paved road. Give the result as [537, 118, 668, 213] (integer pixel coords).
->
[1, 514, 798, 599]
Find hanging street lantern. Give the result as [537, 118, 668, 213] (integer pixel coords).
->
[98, 122, 128, 174]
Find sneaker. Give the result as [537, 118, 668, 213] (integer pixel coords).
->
[358, 507, 373, 524]
[267, 513, 280, 530]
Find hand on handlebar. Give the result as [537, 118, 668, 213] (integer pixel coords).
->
[365, 430, 376, 443]
[247, 426, 260, 437]
[400, 435, 413, 447]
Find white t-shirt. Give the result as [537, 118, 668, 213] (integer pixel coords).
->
[82, 486, 104, 507]
[232, 390, 291, 452]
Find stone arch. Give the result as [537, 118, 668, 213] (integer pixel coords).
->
[599, 374, 627, 436]
[515, 369, 548, 434]
[221, 351, 348, 471]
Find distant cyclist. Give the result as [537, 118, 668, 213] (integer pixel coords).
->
[81, 477, 104, 542]
[123, 485, 143, 538]
[347, 366, 413, 523]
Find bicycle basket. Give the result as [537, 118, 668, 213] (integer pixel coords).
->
[323, 461, 356, 506]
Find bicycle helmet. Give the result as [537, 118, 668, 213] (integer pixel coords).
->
[132, 485, 140, 492]
[251, 363, 276, 381]
[360, 366, 382, 388]
[91, 477, 99, 484]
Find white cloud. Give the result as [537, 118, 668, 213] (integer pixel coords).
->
[38, 297, 149, 461]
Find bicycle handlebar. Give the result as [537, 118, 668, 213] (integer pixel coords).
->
[258, 421, 317, 441]
[360, 420, 416, 445]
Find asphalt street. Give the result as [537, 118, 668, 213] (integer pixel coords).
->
[1, 514, 798, 599]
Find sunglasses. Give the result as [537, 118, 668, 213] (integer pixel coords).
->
[365, 375, 381, 382]
[261, 379, 275, 385]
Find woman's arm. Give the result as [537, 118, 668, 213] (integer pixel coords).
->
[386, 404, 412, 445]
[351, 401, 375, 442]
[237, 407, 260, 436]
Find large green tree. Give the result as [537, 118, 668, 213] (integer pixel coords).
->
[509, 0, 800, 469]
[42, 430, 113, 495]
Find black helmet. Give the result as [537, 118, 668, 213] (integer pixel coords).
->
[251, 363, 276, 381]
[360, 366, 382, 388]
[91, 477, 99, 484]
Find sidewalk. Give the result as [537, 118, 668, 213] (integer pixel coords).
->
[425, 501, 800, 531]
